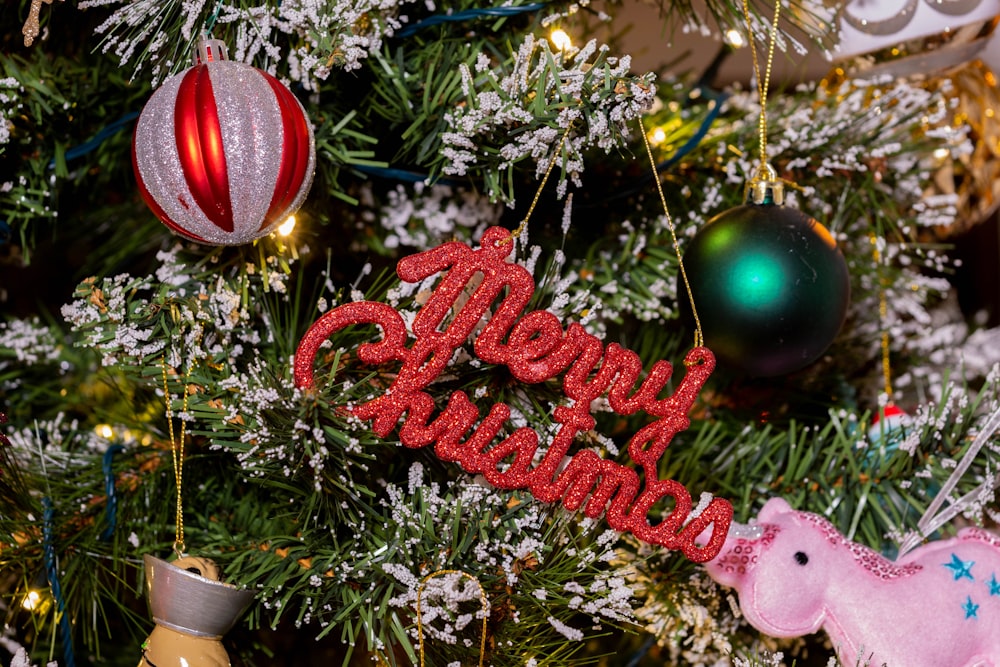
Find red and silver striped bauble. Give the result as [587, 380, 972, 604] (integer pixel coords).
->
[132, 40, 315, 245]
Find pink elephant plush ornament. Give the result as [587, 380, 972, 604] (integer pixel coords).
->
[704, 498, 1000, 667]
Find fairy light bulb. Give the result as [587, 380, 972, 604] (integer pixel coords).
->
[649, 127, 667, 146]
[95, 424, 114, 439]
[22, 590, 42, 611]
[725, 29, 746, 48]
[550, 29, 572, 51]
[277, 214, 297, 237]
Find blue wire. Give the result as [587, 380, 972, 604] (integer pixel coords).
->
[352, 164, 463, 187]
[353, 164, 435, 184]
[396, 3, 547, 38]
[354, 93, 725, 190]
[203, 1, 224, 34]
[0, 220, 11, 246]
[573, 91, 728, 210]
[42, 497, 76, 667]
[100, 445, 125, 542]
[625, 635, 655, 667]
[655, 90, 728, 172]
[47, 112, 139, 170]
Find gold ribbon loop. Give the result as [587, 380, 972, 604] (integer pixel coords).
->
[416, 570, 489, 667]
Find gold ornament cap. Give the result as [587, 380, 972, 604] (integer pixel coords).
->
[744, 163, 785, 205]
[144, 554, 254, 638]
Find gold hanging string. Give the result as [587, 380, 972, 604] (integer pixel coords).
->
[742, 0, 782, 175]
[503, 124, 574, 245]
[879, 292, 893, 398]
[416, 570, 489, 667]
[161, 353, 196, 557]
[639, 119, 705, 349]
[870, 234, 894, 399]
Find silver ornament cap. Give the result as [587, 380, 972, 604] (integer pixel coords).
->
[144, 554, 254, 638]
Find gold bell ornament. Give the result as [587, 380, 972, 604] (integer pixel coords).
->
[138, 554, 254, 667]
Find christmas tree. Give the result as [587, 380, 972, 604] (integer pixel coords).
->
[2, 0, 1000, 665]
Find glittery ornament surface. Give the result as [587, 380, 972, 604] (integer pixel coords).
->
[295, 227, 733, 563]
[133, 60, 315, 245]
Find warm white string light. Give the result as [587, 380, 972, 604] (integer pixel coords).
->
[549, 28, 572, 51]
[277, 214, 297, 236]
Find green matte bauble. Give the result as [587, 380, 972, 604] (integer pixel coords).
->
[682, 202, 850, 376]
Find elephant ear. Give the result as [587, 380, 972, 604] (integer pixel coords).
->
[703, 522, 781, 591]
[758, 497, 794, 522]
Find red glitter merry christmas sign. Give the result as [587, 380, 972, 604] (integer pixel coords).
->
[294, 226, 732, 562]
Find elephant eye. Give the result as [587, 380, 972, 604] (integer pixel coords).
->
[794, 551, 809, 566]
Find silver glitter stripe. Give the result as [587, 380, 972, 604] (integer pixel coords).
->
[134, 71, 214, 240]
[210, 61, 283, 241]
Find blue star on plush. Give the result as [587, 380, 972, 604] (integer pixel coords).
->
[988, 573, 1000, 596]
[944, 554, 975, 582]
[963, 596, 980, 619]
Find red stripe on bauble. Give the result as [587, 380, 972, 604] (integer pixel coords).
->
[175, 64, 234, 233]
[260, 71, 312, 232]
[131, 126, 208, 243]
